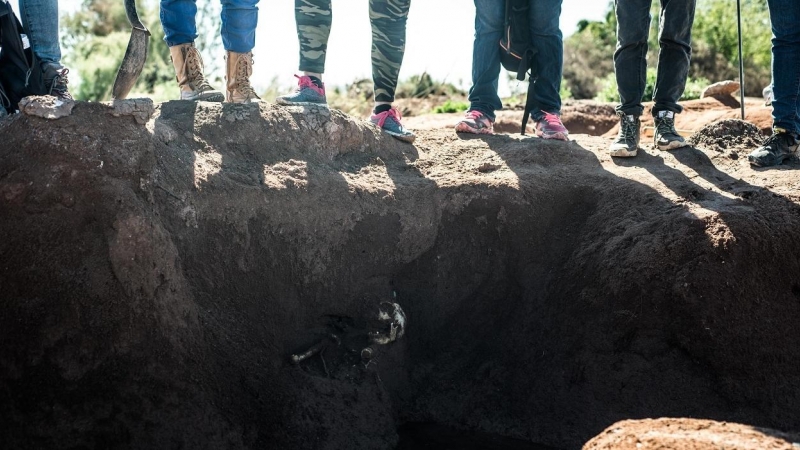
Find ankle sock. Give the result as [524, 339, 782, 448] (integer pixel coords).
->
[373, 104, 392, 115]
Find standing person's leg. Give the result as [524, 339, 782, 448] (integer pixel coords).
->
[18, 0, 71, 99]
[609, 0, 651, 157]
[455, 0, 504, 135]
[651, 0, 695, 150]
[162, 0, 224, 101]
[368, 0, 415, 143]
[529, 0, 568, 141]
[276, 0, 331, 106]
[748, 0, 800, 167]
[222, 0, 260, 102]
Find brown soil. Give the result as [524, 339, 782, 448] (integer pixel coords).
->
[584, 418, 800, 450]
[687, 119, 764, 156]
[1, 97, 799, 450]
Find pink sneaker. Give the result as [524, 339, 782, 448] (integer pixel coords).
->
[455, 110, 494, 135]
[535, 112, 569, 141]
[370, 107, 416, 143]
[276, 75, 327, 106]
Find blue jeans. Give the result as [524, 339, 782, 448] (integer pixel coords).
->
[614, 0, 696, 117]
[160, 0, 259, 53]
[469, 0, 564, 122]
[767, 0, 800, 134]
[17, 0, 62, 69]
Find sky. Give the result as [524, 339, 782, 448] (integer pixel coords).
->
[11, 0, 610, 94]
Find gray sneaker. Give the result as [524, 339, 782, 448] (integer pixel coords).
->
[276, 75, 327, 107]
[370, 107, 415, 143]
[748, 129, 799, 167]
[654, 110, 686, 150]
[609, 114, 640, 158]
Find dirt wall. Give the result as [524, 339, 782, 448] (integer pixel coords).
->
[1, 99, 799, 449]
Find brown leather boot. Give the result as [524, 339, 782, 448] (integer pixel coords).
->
[225, 51, 260, 103]
[169, 43, 224, 102]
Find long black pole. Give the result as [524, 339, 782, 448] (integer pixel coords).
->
[737, 0, 745, 120]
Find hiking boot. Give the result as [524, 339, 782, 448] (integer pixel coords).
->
[609, 114, 640, 157]
[276, 75, 327, 107]
[225, 51, 260, 103]
[653, 110, 686, 150]
[535, 111, 569, 141]
[748, 128, 799, 167]
[370, 107, 415, 143]
[43, 65, 73, 101]
[169, 43, 224, 102]
[455, 110, 494, 135]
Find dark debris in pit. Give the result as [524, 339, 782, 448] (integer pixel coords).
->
[290, 315, 369, 381]
[687, 119, 764, 155]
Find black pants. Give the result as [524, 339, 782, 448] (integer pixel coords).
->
[613, 0, 696, 116]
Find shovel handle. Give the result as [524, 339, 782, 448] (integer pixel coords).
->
[124, 0, 150, 34]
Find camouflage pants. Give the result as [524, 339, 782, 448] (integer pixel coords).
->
[295, 0, 411, 103]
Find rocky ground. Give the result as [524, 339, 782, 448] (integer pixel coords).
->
[1, 96, 799, 450]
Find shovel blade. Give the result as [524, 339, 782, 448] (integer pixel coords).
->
[112, 27, 149, 100]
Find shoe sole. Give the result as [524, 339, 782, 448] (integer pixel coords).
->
[455, 122, 493, 135]
[748, 154, 793, 167]
[276, 98, 329, 108]
[537, 130, 569, 141]
[183, 92, 225, 102]
[656, 140, 688, 151]
[609, 147, 638, 158]
[228, 98, 261, 104]
[381, 129, 416, 143]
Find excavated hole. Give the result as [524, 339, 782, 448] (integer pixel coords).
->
[193, 186, 600, 449]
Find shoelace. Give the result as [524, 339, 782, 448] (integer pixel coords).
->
[619, 116, 637, 141]
[764, 131, 798, 148]
[465, 110, 484, 120]
[373, 107, 402, 128]
[540, 112, 565, 130]
[49, 68, 73, 100]
[236, 54, 258, 98]
[655, 116, 676, 137]
[295, 75, 324, 95]
[0, 86, 10, 109]
[185, 46, 214, 91]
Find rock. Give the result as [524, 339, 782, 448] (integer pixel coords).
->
[700, 80, 741, 99]
[108, 98, 155, 124]
[19, 95, 75, 119]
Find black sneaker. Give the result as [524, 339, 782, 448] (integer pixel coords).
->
[653, 110, 686, 150]
[43, 66, 73, 101]
[609, 113, 640, 157]
[748, 128, 799, 167]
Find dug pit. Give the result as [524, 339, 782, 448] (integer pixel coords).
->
[1, 100, 799, 449]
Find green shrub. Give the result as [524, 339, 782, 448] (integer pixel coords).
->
[396, 72, 465, 99]
[594, 68, 709, 103]
[433, 100, 469, 114]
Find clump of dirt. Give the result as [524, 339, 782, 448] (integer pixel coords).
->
[688, 119, 764, 153]
[584, 418, 800, 450]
